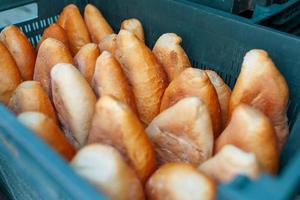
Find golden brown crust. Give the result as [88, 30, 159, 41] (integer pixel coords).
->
[98, 34, 117, 55]
[74, 43, 100, 84]
[121, 18, 145, 42]
[8, 81, 57, 123]
[0, 42, 22, 105]
[229, 49, 289, 150]
[153, 33, 191, 82]
[57, 4, 91, 55]
[71, 144, 145, 200]
[33, 38, 73, 96]
[160, 68, 222, 138]
[18, 112, 76, 161]
[146, 97, 213, 166]
[198, 145, 261, 183]
[116, 30, 167, 125]
[215, 104, 279, 174]
[205, 70, 231, 129]
[87, 95, 156, 184]
[146, 163, 215, 200]
[51, 63, 96, 149]
[36, 23, 70, 52]
[0, 25, 36, 80]
[84, 4, 114, 44]
[92, 51, 138, 114]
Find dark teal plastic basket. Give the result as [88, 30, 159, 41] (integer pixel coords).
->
[1, 0, 300, 199]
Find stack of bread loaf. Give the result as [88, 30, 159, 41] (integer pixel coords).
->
[0, 3, 289, 200]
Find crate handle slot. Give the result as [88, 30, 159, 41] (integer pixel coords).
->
[0, 2, 38, 29]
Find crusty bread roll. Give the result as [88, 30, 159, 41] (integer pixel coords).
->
[33, 38, 73, 96]
[71, 144, 144, 200]
[116, 30, 167, 125]
[92, 51, 137, 113]
[84, 4, 114, 44]
[0, 42, 22, 105]
[87, 95, 156, 183]
[8, 81, 57, 123]
[160, 68, 221, 138]
[74, 43, 100, 84]
[146, 97, 213, 166]
[205, 70, 231, 129]
[216, 104, 279, 174]
[0, 25, 36, 80]
[57, 4, 91, 55]
[98, 34, 117, 55]
[51, 63, 96, 149]
[18, 112, 75, 161]
[146, 163, 215, 200]
[36, 23, 70, 52]
[153, 33, 191, 82]
[229, 49, 289, 150]
[199, 145, 261, 183]
[121, 18, 145, 42]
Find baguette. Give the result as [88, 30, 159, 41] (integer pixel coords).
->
[215, 104, 279, 174]
[146, 97, 213, 166]
[160, 68, 222, 138]
[84, 4, 114, 44]
[36, 23, 70, 52]
[229, 49, 289, 149]
[98, 34, 117, 55]
[198, 145, 261, 183]
[51, 63, 97, 149]
[57, 4, 91, 55]
[116, 30, 167, 125]
[92, 51, 137, 113]
[153, 33, 191, 82]
[71, 144, 144, 200]
[87, 95, 156, 183]
[18, 112, 75, 161]
[33, 38, 73, 96]
[0, 25, 36, 80]
[8, 81, 57, 123]
[146, 163, 215, 200]
[0, 42, 22, 105]
[121, 18, 145, 42]
[205, 70, 231, 129]
[74, 43, 100, 84]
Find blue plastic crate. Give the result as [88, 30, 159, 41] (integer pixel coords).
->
[1, 0, 300, 199]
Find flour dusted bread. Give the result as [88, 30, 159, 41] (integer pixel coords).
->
[146, 163, 215, 200]
[92, 51, 137, 114]
[36, 23, 70, 51]
[216, 104, 279, 174]
[116, 30, 167, 125]
[18, 112, 75, 161]
[199, 145, 261, 183]
[51, 63, 96, 149]
[8, 81, 57, 123]
[229, 49, 289, 149]
[87, 96, 156, 183]
[205, 70, 231, 129]
[71, 144, 144, 200]
[121, 18, 144, 42]
[57, 4, 91, 55]
[160, 68, 221, 138]
[153, 33, 191, 82]
[0, 42, 22, 105]
[146, 97, 213, 166]
[0, 25, 36, 80]
[84, 4, 114, 44]
[98, 34, 117, 55]
[34, 38, 73, 96]
[74, 43, 100, 84]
